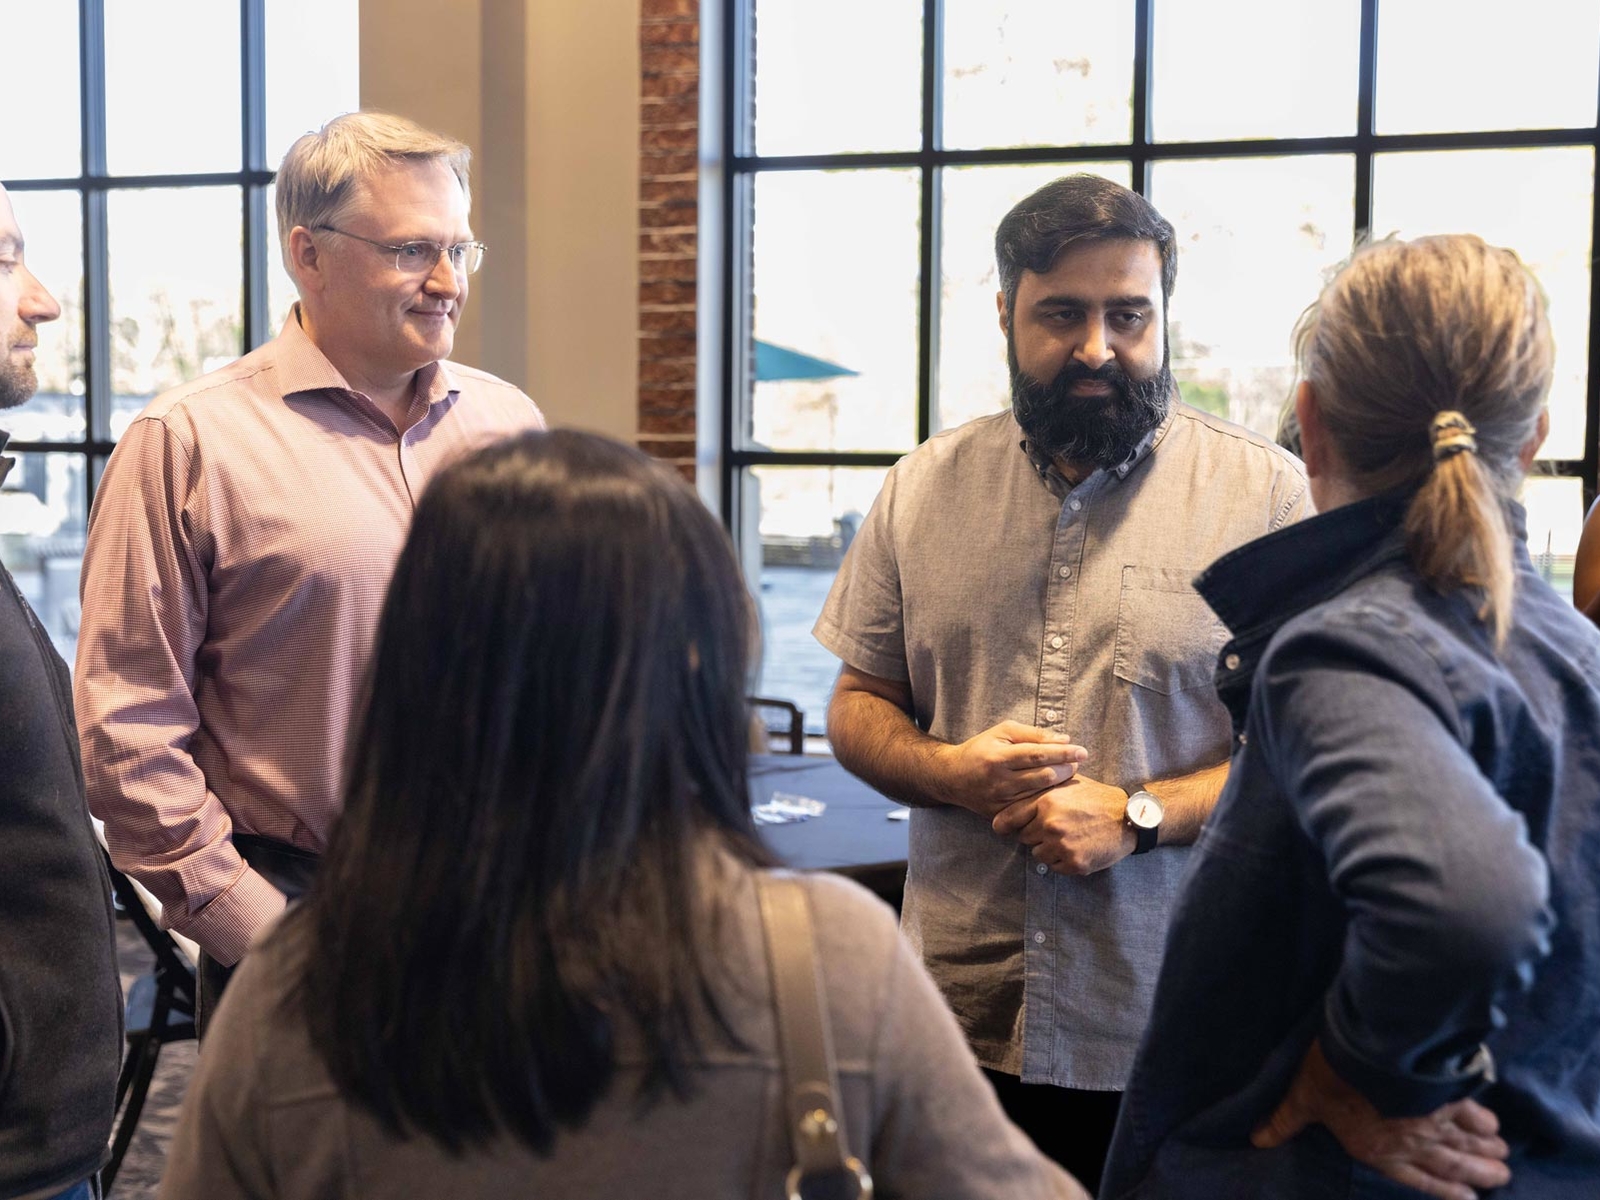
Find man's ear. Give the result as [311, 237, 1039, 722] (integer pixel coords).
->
[1294, 380, 1327, 478]
[286, 226, 325, 293]
[996, 290, 1009, 338]
[1518, 408, 1550, 472]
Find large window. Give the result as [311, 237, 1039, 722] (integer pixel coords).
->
[2, 0, 357, 661]
[722, 0, 1600, 732]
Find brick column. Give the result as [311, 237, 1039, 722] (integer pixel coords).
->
[638, 0, 700, 476]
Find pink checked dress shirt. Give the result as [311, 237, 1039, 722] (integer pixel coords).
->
[75, 310, 544, 964]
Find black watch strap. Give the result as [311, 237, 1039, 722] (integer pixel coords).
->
[1132, 821, 1158, 855]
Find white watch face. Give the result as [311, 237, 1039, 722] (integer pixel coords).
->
[1127, 791, 1164, 830]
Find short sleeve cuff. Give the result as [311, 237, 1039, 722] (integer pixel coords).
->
[812, 617, 912, 683]
[173, 865, 288, 967]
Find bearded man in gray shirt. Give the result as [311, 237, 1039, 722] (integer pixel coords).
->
[814, 175, 1308, 1194]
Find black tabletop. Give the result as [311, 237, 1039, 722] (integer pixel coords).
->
[750, 754, 908, 907]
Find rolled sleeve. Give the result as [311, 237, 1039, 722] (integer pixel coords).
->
[76, 417, 269, 963]
[1258, 613, 1554, 1116]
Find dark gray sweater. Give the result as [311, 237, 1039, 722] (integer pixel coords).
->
[0, 536, 122, 1199]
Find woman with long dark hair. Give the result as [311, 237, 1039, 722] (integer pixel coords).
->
[160, 430, 1082, 1198]
[1103, 235, 1600, 1199]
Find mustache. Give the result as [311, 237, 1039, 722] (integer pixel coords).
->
[1051, 360, 1137, 389]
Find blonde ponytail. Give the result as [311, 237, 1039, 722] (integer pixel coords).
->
[1294, 236, 1553, 650]
[1403, 413, 1514, 645]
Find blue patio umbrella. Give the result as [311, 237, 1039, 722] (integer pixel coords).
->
[754, 340, 858, 382]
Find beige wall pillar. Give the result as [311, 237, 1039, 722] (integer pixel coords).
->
[359, 0, 641, 441]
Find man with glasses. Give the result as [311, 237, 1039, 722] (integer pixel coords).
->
[75, 112, 544, 1024]
[0, 183, 120, 1200]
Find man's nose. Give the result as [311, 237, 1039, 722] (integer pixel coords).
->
[1074, 317, 1113, 370]
[20, 266, 61, 325]
[422, 249, 463, 298]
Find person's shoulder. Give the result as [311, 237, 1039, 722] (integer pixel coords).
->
[892, 409, 1018, 478]
[1166, 402, 1306, 480]
[1509, 566, 1600, 678]
[924, 408, 1017, 453]
[441, 360, 545, 423]
[134, 344, 278, 428]
[794, 870, 903, 958]
[442, 360, 526, 394]
[1259, 569, 1464, 711]
[799, 867, 900, 916]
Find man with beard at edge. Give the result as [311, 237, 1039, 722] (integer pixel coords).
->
[814, 175, 1308, 1194]
[0, 183, 121, 1200]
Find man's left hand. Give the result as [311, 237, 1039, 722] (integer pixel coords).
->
[1251, 1040, 1511, 1200]
[991, 774, 1133, 875]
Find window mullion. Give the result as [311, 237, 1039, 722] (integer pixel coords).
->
[1353, 0, 1378, 242]
[916, 0, 943, 443]
[80, 0, 111, 463]
[1131, 0, 1153, 193]
[242, 0, 270, 351]
[720, 0, 749, 525]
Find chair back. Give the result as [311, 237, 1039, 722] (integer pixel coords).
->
[750, 696, 806, 755]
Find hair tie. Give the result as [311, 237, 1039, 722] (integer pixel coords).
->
[1430, 411, 1478, 462]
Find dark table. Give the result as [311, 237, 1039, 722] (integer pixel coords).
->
[750, 754, 909, 909]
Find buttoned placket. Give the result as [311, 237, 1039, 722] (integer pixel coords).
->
[1036, 481, 1095, 732]
[397, 403, 428, 507]
[394, 386, 452, 509]
[1021, 472, 1102, 1080]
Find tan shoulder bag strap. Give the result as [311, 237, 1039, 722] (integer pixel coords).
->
[756, 871, 873, 1200]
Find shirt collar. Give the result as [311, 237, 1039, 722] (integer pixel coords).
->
[271, 304, 460, 407]
[1196, 489, 1413, 645]
[1196, 487, 1532, 644]
[0, 428, 12, 488]
[1017, 407, 1174, 500]
[1196, 487, 1530, 730]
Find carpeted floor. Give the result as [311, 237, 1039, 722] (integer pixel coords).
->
[109, 915, 197, 1200]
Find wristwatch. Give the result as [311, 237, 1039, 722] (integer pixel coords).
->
[1126, 788, 1164, 854]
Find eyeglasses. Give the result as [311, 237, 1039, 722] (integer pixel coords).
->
[314, 225, 487, 276]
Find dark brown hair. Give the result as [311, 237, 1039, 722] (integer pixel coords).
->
[995, 173, 1178, 318]
[292, 429, 774, 1153]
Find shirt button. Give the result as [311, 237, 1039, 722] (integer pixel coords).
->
[1068, 498, 1082, 512]
[1224, 653, 1241, 670]
[1043, 708, 1058, 723]
[1057, 565, 1072, 579]
[1036, 863, 1049, 875]
[1050, 635, 1064, 650]
[1238, 732, 1249, 746]
[1033, 931, 1047, 944]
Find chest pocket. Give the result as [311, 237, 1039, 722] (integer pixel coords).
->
[1113, 565, 1227, 695]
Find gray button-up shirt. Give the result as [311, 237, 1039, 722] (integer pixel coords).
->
[815, 405, 1308, 1089]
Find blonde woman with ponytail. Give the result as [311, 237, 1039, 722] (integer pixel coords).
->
[1103, 235, 1600, 1200]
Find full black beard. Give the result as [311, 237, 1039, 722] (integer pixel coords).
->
[1009, 340, 1172, 471]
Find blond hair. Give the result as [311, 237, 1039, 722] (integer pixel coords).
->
[274, 111, 471, 270]
[1294, 234, 1553, 645]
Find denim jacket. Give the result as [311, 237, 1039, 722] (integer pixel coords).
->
[1102, 492, 1600, 1199]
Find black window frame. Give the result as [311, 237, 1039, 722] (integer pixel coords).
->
[717, 0, 1600, 528]
[1, 0, 276, 519]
